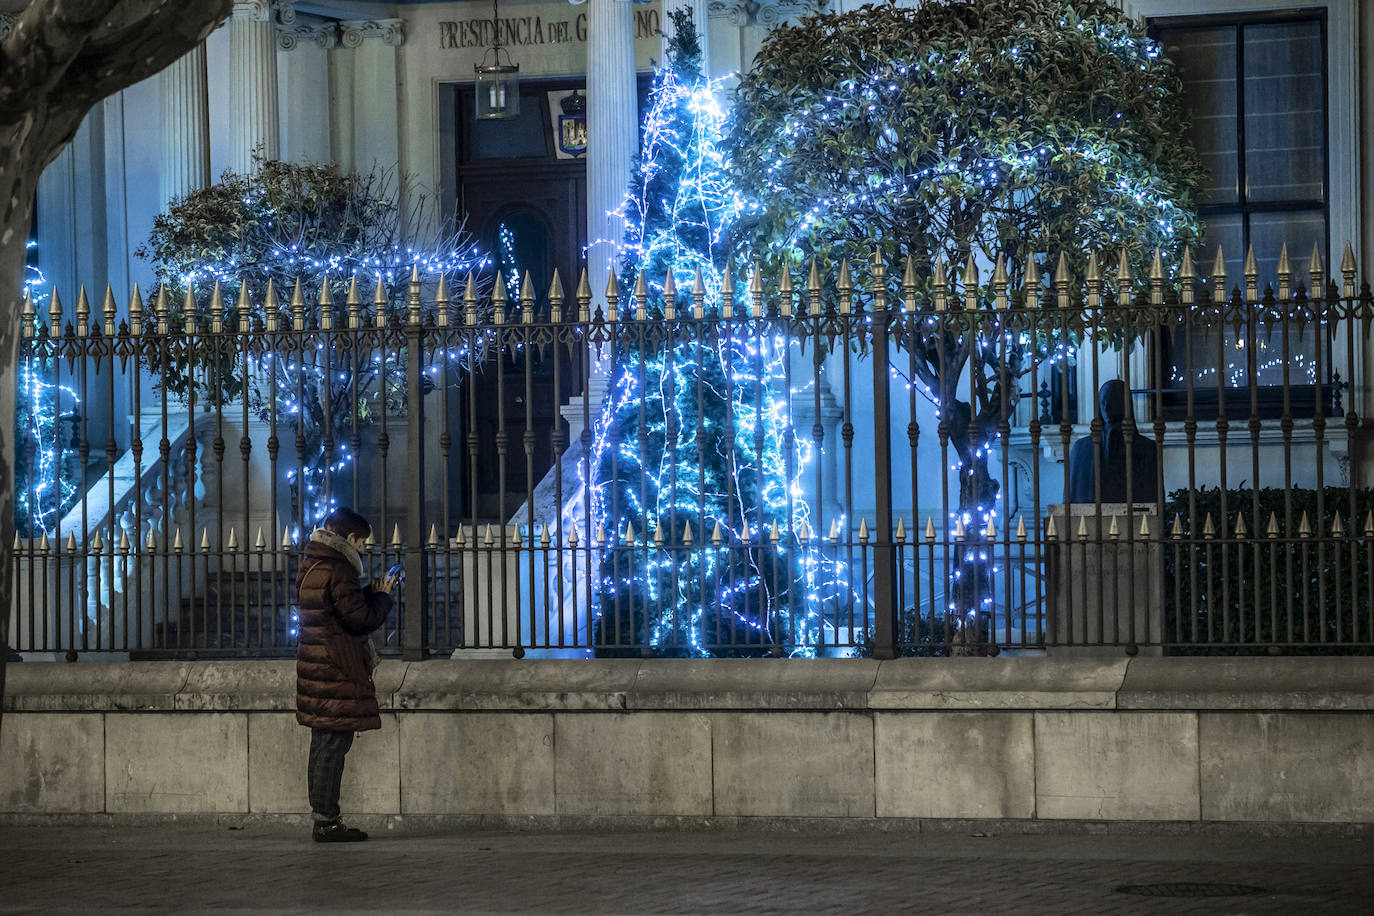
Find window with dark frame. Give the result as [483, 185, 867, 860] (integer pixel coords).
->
[1149, 10, 1333, 419]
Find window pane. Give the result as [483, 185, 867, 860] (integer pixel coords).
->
[1172, 214, 1240, 387]
[470, 91, 547, 159]
[1173, 211, 1322, 389]
[1172, 318, 1318, 389]
[1248, 209, 1326, 296]
[1199, 212, 1244, 298]
[1159, 26, 1238, 206]
[1243, 21, 1324, 203]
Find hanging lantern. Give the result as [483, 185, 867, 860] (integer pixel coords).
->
[475, 0, 519, 120]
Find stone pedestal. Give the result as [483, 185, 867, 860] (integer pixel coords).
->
[442, 525, 524, 652]
[1044, 504, 1163, 656]
[792, 381, 845, 527]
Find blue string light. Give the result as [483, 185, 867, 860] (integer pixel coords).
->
[16, 242, 81, 537]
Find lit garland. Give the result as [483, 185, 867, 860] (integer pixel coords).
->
[15, 241, 81, 537]
[589, 11, 845, 657]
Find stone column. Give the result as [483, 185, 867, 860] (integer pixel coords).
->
[793, 381, 845, 528]
[159, 43, 211, 205]
[584, 0, 638, 304]
[662, 0, 709, 65]
[229, 0, 280, 172]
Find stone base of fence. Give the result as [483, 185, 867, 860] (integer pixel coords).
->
[4, 658, 1374, 824]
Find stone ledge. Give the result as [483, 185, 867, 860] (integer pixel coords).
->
[6, 657, 1374, 712]
[628, 658, 880, 710]
[868, 658, 1128, 710]
[3, 662, 193, 711]
[392, 659, 636, 711]
[1117, 658, 1374, 710]
[174, 660, 295, 711]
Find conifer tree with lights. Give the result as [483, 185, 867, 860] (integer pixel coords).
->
[590, 9, 840, 656]
[729, 0, 1204, 653]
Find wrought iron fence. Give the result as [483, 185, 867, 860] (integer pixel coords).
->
[8, 245, 1374, 659]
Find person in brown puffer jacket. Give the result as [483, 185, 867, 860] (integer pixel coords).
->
[296, 507, 396, 843]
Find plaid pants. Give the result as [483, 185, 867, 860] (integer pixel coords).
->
[307, 728, 355, 822]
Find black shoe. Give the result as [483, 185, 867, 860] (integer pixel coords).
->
[312, 821, 368, 843]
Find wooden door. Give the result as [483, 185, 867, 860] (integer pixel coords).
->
[455, 80, 587, 522]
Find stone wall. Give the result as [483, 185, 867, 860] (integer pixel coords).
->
[5, 658, 1374, 824]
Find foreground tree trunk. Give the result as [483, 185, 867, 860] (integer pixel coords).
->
[0, 0, 232, 731]
[944, 402, 999, 656]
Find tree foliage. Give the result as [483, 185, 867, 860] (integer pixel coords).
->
[138, 157, 482, 397]
[139, 159, 465, 301]
[729, 0, 1203, 282]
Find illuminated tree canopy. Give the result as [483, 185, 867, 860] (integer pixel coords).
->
[729, 0, 1203, 281]
[140, 159, 484, 527]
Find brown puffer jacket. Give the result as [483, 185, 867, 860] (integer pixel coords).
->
[295, 531, 392, 732]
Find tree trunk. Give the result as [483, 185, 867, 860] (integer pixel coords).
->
[0, 0, 233, 732]
[0, 184, 31, 729]
[947, 403, 999, 656]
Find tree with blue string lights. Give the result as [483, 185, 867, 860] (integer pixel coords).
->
[15, 246, 81, 538]
[729, 0, 1203, 653]
[139, 159, 485, 531]
[589, 9, 842, 657]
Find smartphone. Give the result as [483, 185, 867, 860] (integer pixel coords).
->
[387, 562, 405, 581]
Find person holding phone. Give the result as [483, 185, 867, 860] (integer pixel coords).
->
[295, 507, 399, 843]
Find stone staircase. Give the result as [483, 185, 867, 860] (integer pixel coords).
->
[132, 571, 297, 659]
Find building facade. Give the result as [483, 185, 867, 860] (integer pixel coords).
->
[6, 0, 1373, 659]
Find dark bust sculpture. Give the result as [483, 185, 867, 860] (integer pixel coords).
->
[1067, 380, 1161, 504]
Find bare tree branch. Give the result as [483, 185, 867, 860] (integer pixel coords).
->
[1, 0, 230, 171]
[0, 0, 232, 731]
[0, 0, 123, 117]
[55, 0, 230, 115]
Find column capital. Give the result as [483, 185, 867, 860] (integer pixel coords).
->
[273, 3, 407, 51]
[708, 0, 819, 28]
[339, 19, 406, 49]
[233, 0, 272, 21]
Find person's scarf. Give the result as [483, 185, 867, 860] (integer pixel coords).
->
[309, 527, 363, 576]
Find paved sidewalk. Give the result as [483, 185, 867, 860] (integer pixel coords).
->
[2, 823, 1373, 914]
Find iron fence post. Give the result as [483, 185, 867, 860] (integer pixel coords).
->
[872, 304, 898, 659]
[404, 323, 427, 659]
